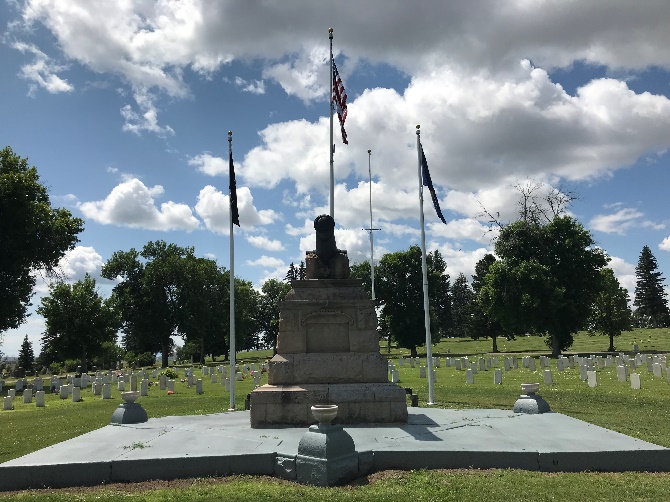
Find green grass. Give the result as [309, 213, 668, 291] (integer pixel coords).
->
[0, 328, 669, 500]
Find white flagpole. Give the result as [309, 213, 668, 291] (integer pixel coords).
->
[368, 149, 376, 301]
[416, 124, 435, 405]
[228, 130, 236, 411]
[329, 27, 335, 219]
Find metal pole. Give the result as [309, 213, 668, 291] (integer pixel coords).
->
[368, 149, 376, 301]
[329, 28, 335, 220]
[416, 125, 435, 405]
[228, 130, 236, 411]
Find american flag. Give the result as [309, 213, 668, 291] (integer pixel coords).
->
[332, 61, 348, 144]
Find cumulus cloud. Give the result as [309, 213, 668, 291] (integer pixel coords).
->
[12, 41, 73, 96]
[57, 246, 105, 281]
[589, 207, 665, 235]
[79, 178, 200, 231]
[263, 46, 329, 103]
[660, 236, 670, 252]
[195, 185, 279, 234]
[188, 153, 227, 176]
[234, 76, 265, 95]
[120, 88, 175, 136]
[246, 255, 285, 268]
[608, 256, 636, 296]
[246, 235, 285, 251]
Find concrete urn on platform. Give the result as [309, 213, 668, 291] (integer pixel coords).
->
[250, 215, 408, 427]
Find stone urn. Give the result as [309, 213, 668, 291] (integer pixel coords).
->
[311, 404, 338, 425]
[121, 391, 140, 403]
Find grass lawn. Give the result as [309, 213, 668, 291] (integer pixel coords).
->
[0, 328, 669, 500]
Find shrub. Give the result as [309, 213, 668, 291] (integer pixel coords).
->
[48, 362, 62, 375]
[161, 368, 179, 379]
[63, 359, 79, 372]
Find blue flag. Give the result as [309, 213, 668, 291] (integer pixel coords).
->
[420, 143, 446, 224]
[229, 150, 240, 227]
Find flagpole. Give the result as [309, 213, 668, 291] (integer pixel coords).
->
[228, 130, 236, 411]
[328, 27, 335, 220]
[367, 149, 376, 301]
[416, 124, 435, 405]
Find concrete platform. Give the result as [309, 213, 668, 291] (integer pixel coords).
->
[1, 408, 669, 491]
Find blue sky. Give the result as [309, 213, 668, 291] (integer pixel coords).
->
[2, 0, 670, 357]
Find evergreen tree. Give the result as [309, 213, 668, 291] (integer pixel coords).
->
[18, 335, 35, 372]
[285, 262, 298, 282]
[633, 245, 670, 328]
[589, 268, 633, 352]
[450, 273, 473, 338]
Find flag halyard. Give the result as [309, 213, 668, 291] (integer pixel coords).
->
[229, 150, 240, 227]
[332, 61, 348, 144]
[420, 143, 447, 224]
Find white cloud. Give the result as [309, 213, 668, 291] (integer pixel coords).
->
[608, 256, 636, 296]
[120, 88, 175, 136]
[188, 153, 227, 176]
[589, 207, 664, 235]
[431, 242, 490, 281]
[57, 246, 104, 282]
[79, 178, 200, 231]
[263, 46, 329, 103]
[234, 76, 265, 95]
[12, 41, 73, 96]
[195, 185, 279, 234]
[246, 255, 285, 269]
[660, 236, 670, 252]
[246, 235, 285, 252]
[428, 219, 497, 245]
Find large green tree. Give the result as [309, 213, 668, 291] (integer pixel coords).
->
[469, 254, 512, 353]
[450, 273, 474, 338]
[0, 146, 84, 332]
[257, 279, 292, 355]
[37, 274, 119, 371]
[364, 246, 451, 357]
[589, 268, 633, 352]
[633, 245, 670, 328]
[482, 216, 608, 357]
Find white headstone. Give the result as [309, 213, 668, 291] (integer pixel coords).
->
[419, 366, 426, 378]
[225, 377, 230, 391]
[391, 369, 400, 383]
[8, 389, 16, 398]
[23, 388, 33, 403]
[503, 358, 512, 371]
[528, 358, 536, 372]
[195, 379, 204, 394]
[544, 370, 554, 386]
[210, 374, 217, 384]
[102, 384, 112, 399]
[235, 371, 243, 381]
[470, 362, 478, 374]
[3, 396, 13, 410]
[118, 380, 126, 392]
[616, 365, 628, 382]
[72, 386, 81, 402]
[34, 377, 43, 391]
[140, 379, 148, 397]
[35, 390, 45, 407]
[494, 369, 502, 385]
[167, 379, 175, 392]
[653, 363, 662, 378]
[409, 358, 415, 368]
[434, 357, 441, 368]
[587, 371, 597, 388]
[15, 380, 24, 391]
[59, 385, 69, 399]
[478, 358, 486, 371]
[630, 373, 641, 390]
[159, 374, 167, 391]
[579, 365, 588, 381]
[512, 357, 519, 369]
[455, 359, 462, 370]
[130, 374, 138, 392]
[465, 369, 474, 384]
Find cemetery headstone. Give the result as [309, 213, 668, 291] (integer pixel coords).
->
[34, 377, 43, 391]
[528, 358, 536, 372]
[102, 384, 112, 399]
[140, 379, 148, 396]
[653, 363, 662, 378]
[3, 396, 13, 410]
[130, 374, 138, 392]
[543, 370, 553, 386]
[494, 369, 502, 385]
[630, 373, 641, 390]
[118, 380, 126, 391]
[167, 380, 175, 392]
[72, 386, 81, 402]
[211, 374, 217, 384]
[35, 390, 45, 407]
[23, 388, 33, 403]
[8, 389, 16, 398]
[587, 370, 597, 388]
[616, 365, 628, 382]
[15, 380, 24, 392]
[195, 379, 204, 394]
[455, 359, 462, 370]
[419, 366, 426, 378]
[465, 369, 474, 384]
[59, 385, 69, 399]
[579, 365, 588, 381]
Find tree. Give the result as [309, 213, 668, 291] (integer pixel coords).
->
[469, 254, 512, 353]
[0, 146, 84, 332]
[372, 246, 451, 357]
[37, 274, 119, 371]
[285, 262, 298, 282]
[450, 273, 474, 338]
[482, 217, 608, 357]
[257, 279, 292, 355]
[588, 268, 633, 352]
[633, 245, 670, 328]
[18, 335, 35, 373]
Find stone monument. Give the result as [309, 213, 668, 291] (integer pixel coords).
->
[250, 215, 408, 427]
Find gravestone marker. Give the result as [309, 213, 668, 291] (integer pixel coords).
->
[195, 379, 204, 394]
[140, 379, 148, 396]
[3, 396, 13, 410]
[167, 380, 175, 392]
[35, 390, 45, 407]
[102, 384, 112, 399]
[494, 369, 502, 385]
[72, 386, 81, 402]
[419, 366, 426, 378]
[616, 365, 628, 382]
[8, 389, 16, 398]
[630, 373, 641, 390]
[23, 388, 33, 403]
[587, 371, 597, 388]
[118, 381, 126, 392]
[653, 363, 662, 378]
[528, 358, 536, 372]
[544, 370, 553, 386]
[465, 369, 474, 384]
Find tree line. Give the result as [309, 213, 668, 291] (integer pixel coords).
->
[3, 146, 670, 372]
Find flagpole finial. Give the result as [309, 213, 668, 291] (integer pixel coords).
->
[228, 130, 232, 137]
[416, 124, 420, 136]
[368, 149, 371, 154]
[328, 27, 333, 38]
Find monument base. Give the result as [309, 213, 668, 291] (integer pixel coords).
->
[250, 383, 408, 427]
